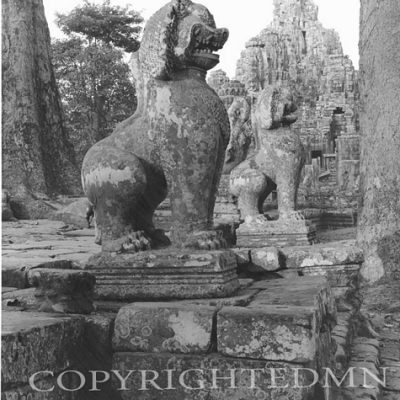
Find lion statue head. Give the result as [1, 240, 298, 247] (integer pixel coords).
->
[138, 0, 229, 80]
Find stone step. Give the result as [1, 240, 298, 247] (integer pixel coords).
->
[2, 311, 84, 392]
[112, 352, 319, 400]
[111, 276, 336, 400]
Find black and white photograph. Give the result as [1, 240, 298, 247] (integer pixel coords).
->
[1, 0, 400, 399]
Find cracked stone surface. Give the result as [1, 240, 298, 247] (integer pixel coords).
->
[2, 220, 99, 288]
[113, 303, 217, 354]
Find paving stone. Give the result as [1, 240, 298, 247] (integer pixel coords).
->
[2, 220, 99, 288]
[113, 303, 217, 354]
[250, 247, 284, 272]
[112, 352, 317, 400]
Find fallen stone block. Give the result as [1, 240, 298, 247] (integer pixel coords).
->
[250, 247, 284, 272]
[231, 247, 251, 267]
[28, 268, 95, 314]
[2, 258, 73, 289]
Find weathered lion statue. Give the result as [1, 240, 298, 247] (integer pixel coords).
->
[230, 85, 306, 223]
[81, 0, 230, 252]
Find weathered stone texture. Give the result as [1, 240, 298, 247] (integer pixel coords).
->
[217, 306, 317, 363]
[218, 277, 336, 365]
[357, 0, 400, 281]
[250, 247, 283, 272]
[85, 249, 240, 300]
[1, 312, 84, 387]
[112, 353, 317, 400]
[2, 220, 99, 289]
[113, 303, 216, 354]
[2, 0, 80, 218]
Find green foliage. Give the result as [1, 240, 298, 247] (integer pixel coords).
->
[51, 1, 143, 166]
[55, 0, 143, 52]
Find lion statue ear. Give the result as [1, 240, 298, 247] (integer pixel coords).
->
[138, 0, 192, 80]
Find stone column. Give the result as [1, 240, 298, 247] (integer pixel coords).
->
[358, 0, 400, 281]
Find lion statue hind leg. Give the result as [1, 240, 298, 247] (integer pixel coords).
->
[82, 144, 169, 253]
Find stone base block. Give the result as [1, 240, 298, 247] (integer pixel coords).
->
[236, 219, 317, 247]
[85, 249, 240, 301]
[112, 352, 318, 400]
[220, 277, 337, 365]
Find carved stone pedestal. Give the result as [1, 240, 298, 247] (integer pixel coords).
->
[236, 219, 317, 247]
[85, 249, 240, 301]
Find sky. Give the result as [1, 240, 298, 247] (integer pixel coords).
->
[43, 0, 360, 78]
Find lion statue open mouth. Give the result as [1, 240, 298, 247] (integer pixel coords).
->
[81, 0, 230, 252]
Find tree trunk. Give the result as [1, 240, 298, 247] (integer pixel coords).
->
[358, 0, 400, 281]
[2, 0, 80, 218]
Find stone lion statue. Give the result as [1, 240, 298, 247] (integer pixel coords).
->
[230, 85, 306, 222]
[81, 0, 230, 252]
